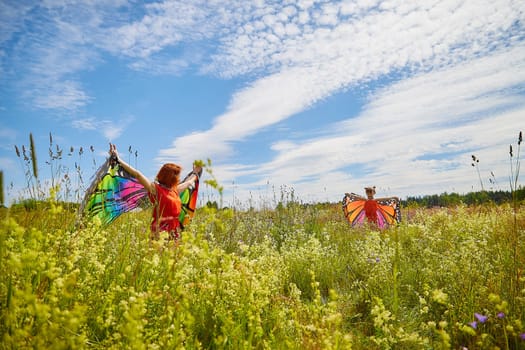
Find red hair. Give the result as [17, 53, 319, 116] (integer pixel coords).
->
[156, 163, 181, 189]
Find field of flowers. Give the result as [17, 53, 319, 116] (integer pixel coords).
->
[1, 196, 524, 349]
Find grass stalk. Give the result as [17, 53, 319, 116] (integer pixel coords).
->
[0, 171, 4, 207]
[509, 132, 522, 308]
[392, 226, 400, 316]
[471, 155, 484, 192]
[29, 132, 38, 179]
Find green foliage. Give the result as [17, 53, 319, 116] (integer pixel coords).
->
[1, 200, 524, 349]
[405, 188, 525, 207]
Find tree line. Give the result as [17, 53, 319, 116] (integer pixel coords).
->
[403, 187, 525, 207]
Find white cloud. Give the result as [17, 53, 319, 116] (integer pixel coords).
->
[129, 56, 190, 75]
[153, 0, 524, 203]
[311, 59, 522, 196]
[0, 2, 31, 45]
[0, 125, 20, 177]
[157, 64, 341, 167]
[3, 0, 523, 114]
[160, 0, 524, 163]
[72, 116, 134, 141]
[0, 125, 17, 153]
[30, 79, 92, 111]
[207, 0, 524, 78]
[71, 118, 99, 131]
[184, 44, 525, 203]
[0, 125, 17, 140]
[1, 2, 114, 111]
[0, 156, 16, 170]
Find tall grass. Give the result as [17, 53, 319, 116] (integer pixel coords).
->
[1, 199, 524, 349]
[1, 134, 524, 349]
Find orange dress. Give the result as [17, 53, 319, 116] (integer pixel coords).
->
[148, 183, 181, 238]
[364, 199, 379, 223]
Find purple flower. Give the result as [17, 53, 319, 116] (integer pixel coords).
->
[474, 313, 488, 323]
[469, 321, 477, 329]
[520, 333, 525, 341]
[497, 312, 505, 319]
[367, 256, 380, 263]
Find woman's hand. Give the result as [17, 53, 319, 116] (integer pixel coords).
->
[193, 164, 203, 177]
[109, 143, 120, 159]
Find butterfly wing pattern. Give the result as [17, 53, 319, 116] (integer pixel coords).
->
[342, 193, 367, 227]
[342, 193, 401, 229]
[178, 168, 203, 230]
[80, 157, 202, 230]
[79, 156, 149, 226]
[375, 198, 402, 228]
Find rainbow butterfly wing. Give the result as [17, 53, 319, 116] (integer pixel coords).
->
[81, 157, 202, 230]
[342, 193, 367, 226]
[80, 157, 149, 226]
[179, 168, 202, 230]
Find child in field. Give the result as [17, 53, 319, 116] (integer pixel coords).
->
[342, 186, 400, 228]
[362, 186, 399, 224]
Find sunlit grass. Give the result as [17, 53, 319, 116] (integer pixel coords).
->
[1, 132, 524, 349]
[1, 199, 524, 349]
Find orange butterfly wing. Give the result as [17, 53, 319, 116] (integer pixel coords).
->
[342, 193, 366, 226]
[376, 199, 401, 228]
[343, 194, 401, 228]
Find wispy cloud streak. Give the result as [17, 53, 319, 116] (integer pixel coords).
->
[197, 45, 525, 201]
[160, 1, 524, 171]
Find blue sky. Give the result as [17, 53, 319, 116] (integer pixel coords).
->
[1, 0, 524, 207]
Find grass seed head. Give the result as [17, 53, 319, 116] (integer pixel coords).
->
[29, 133, 38, 178]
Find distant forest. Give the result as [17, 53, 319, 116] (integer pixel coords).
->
[403, 187, 525, 207]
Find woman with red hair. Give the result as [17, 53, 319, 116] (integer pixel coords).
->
[109, 143, 201, 240]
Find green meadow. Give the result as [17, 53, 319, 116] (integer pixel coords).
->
[1, 197, 524, 349]
[1, 135, 524, 349]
